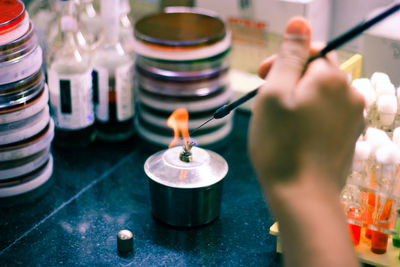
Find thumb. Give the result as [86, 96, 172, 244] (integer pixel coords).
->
[262, 17, 311, 97]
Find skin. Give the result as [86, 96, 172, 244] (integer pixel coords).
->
[248, 17, 365, 267]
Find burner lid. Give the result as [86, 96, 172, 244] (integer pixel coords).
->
[144, 146, 228, 188]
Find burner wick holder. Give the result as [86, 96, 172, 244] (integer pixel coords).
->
[179, 138, 194, 162]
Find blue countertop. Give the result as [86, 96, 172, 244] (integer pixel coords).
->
[0, 111, 280, 266]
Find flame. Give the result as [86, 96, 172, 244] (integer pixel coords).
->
[167, 108, 190, 148]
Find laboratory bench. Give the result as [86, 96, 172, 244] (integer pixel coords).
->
[0, 111, 281, 266]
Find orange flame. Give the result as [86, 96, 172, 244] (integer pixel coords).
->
[167, 108, 190, 148]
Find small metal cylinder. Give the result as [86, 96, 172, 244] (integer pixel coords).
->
[117, 230, 133, 253]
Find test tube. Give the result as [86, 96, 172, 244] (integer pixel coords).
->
[377, 95, 397, 135]
[350, 141, 370, 184]
[371, 194, 393, 254]
[352, 78, 376, 126]
[375, 144, 399, 194]
[364, 128, 392, 238]
[346, 204, 362, 246]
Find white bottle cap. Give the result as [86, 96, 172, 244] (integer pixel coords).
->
[371, 72, 391, 89]
[375, 82, 395, 97]
[377, 95, 397, 126]
[365, 127, 392, 153]
[354, 141, 371, 161]
[352, 78, 376, 109]
[377, 95, 397, 113]
[375, 143, 400, 165]
[393, 127, 400, 147]
[352, 78, 372, 89]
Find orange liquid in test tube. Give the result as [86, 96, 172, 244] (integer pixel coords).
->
[365, 192, 376, 239]
[371, 231, 389, 254]
[348, 223, 361, 246]
[346, 206, 362, 246]
[371, 199, 392, 254]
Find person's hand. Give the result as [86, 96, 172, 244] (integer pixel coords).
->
[249, 17, 365, 196]
[248, 17, 364, 267]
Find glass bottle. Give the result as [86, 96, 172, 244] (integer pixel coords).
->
[47, 0, 95, 148]
[77, 0, 103, 52]
[92, 0, 135, 142]
[119, 0, 135, 54]
[28, 0, 58, 58]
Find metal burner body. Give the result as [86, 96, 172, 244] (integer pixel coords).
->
[144, 146, 228, 227]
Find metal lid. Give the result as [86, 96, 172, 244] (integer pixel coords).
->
[144, 146, 228, 189]
[134, 7, 226, 47]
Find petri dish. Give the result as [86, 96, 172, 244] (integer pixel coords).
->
[0, 0, 29, 45]
[135, 8, 226, 47]
[0, 69, 45, 109]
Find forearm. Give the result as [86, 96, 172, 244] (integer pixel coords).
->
[262, 170, 360, 267]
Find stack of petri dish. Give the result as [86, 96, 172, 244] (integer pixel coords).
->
[0, 0, 54, 204]
[133, 7, 233, 147]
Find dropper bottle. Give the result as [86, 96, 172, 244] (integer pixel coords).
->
[47, 0, 95, 148]
[92, 0, 135, 141]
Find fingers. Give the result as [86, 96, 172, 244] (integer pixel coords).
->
[296, 55, 365, 115]
[258, 42, 326, 79]
[297, 57, 348, 101]
[258, 54, 276, 79]
[259, 17, 311, 98]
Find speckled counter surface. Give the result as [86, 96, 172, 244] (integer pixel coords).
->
[0, 111, 280, 266]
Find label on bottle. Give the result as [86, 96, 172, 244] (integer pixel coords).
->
[116, 63, 135, 121]
[94, 66, 109, 122]
[48, 69, 94, 130]
[94, 62, 134, 122]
